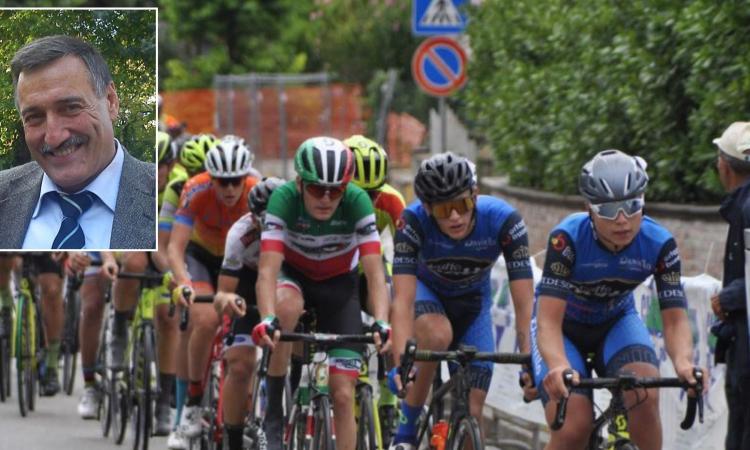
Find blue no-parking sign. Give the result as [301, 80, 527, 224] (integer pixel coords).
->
[411, 36, 468, 97]
[412, 0, 468, 36]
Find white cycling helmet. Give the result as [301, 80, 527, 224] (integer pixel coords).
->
[205, 137, 255, 178]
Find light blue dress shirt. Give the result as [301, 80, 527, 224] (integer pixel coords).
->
[22, 140, 124, 249]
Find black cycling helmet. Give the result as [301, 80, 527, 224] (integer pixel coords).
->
[578, 149, 649, 203]
[414, 152, 476, 203]
[248, 177, 286, 216]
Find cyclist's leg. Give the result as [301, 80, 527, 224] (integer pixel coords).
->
[600, 309, 661, 450]
[150, 253, 178, 434]
[393, 281, 453, 447]
[265, 269, 304, 450]
[109, 252, 145, 367]
[531, 316, 593, 449]
[313, 271, 363, 450]
[222, 293, 259, 450]
[78, 259, 108, 417]
[0, 256, 14, 336]
[37, 255, 65, 395]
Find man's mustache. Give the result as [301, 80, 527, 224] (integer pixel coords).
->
[41, 135, 89, 155]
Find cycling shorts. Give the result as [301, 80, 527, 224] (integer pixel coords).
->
[186, 242, 222, 291]
[28, 254, 64, 277]
[278, 263, 363, 378]
[414, 280, 494, 392]
[225, 266, 260, 349]
[530, 307, 658, 405]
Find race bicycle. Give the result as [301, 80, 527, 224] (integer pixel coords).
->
[551, 368, 704, 450]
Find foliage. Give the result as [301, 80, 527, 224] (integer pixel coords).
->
[0, 9, 156, 168]
[463, 0, 750, 203]
[159, 0, 316, 90]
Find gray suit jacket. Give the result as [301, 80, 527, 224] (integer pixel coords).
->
[0, 146, 156, 249]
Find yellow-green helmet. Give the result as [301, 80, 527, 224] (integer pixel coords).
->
[180, 134, 218, 175]
[344, 135, 388, 190]
[157, 131, 175, 165]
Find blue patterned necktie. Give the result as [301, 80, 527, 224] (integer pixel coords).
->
[49, 191, 95, 249]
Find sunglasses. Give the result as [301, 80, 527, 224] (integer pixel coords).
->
[214, 176, 245, 187]
[590, 197, 644, 220]
[304, 183, 346, 200]
[431, 196, 475, 219]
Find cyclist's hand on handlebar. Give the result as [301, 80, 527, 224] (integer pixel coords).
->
[101, 259, 118, 282]
[387, 366, 416, 396]
[214, 292, 246, 318]
[544, 366, 578, 402]
[173, 285, 194, 307]
[251, 315, 280, 349]
[519, 366, 539, 402]
[371, 320, 392, 354]
[66, 252, 91, 276]
[676, 362, 707, 396]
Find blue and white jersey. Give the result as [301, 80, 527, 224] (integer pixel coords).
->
[536, 212, 686, 324]
[393, 195, 533, 297]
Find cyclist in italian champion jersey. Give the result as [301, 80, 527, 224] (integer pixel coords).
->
[388, 152, 535, 450]
[532, 150, 704, 450]
[168, 136, 258, 445]
[213, 177, 284, 450]
[251, 137, 391, 450]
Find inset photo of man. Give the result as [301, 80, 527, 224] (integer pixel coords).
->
[0, 8, 157, 250]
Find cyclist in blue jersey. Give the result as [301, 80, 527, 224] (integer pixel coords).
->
[388, 152, 535, 450]
[532, 150, 705, 450]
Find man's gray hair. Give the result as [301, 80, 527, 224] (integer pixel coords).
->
[10, 35, 112, 105]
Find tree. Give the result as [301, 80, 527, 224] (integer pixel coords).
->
[0, 9, 156, 168]
[463, 0, 750, 203]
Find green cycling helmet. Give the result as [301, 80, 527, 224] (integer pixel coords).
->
[157, 131, 176, 165]
[180, 134, 218, 175]
[294, 136, 353, 186]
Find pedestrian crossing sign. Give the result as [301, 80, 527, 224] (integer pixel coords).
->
[412, 0, 468, 36]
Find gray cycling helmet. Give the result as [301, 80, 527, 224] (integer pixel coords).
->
[248, 177, 286, 216]
[414, 152, 476, 203]
[578, 149, 649, 203]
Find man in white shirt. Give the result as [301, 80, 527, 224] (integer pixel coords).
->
[0, 35, 155, 250]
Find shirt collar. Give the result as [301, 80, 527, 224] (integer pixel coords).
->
[720, 176, 750, 222]
[32, 139, 124, 218]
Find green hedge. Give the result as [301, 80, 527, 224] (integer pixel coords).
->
[463, 0, 750, 203]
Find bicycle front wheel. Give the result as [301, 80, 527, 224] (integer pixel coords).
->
[0, 334, 9, 402]
[312, 396, 335, 450]
[132, 328, 155, 450]
[61, 291, 80, 396]
[16, 296, 33, 417]
[448, 416, 483, 450]
[356, 386, 377, 450]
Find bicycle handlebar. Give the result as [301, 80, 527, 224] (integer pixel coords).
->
[278, 332, 377, 345]
[178, 289, 249, 332]
[397, 338, 530, 398]
[551, 368, 704, 431]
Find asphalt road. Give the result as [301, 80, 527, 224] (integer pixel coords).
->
[0, 359, 169, 450]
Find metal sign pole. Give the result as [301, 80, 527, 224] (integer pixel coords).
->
[440, 97, 447, 153]
[745, 229, 750, 350]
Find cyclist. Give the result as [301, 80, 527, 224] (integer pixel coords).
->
[168, 136, 258, 447]
[251, 137, 391, 450]
[158, 133, 214, 449]
[532, 150, 704, 450]
[0, 255, 14, 339]
[68, 251, 118, 419]
[214, 177, 285, 450]
[344, 134, 405, 418]
[388, 152, 535, 450]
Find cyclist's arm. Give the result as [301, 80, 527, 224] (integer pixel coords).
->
[509, 279, 534, 353]
[360, 252, 389, 323]
[256, 250, 283, 318]
[390, 273, 416, 366]
[536, 295, 569, 370]
[167, 222, 192, 287]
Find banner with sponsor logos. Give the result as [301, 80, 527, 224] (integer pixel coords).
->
[487, 258, 726, 450]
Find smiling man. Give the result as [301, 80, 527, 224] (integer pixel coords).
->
[0, 35, 155, 249]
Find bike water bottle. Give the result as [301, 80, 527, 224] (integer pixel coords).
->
[430, 420, 449, 450]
